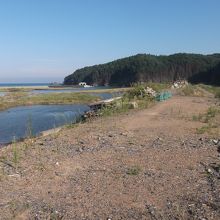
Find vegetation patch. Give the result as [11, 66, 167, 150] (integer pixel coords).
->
[193, 107, 220, 123]
[126, 166, 141, 175]
[199, 84, 220, 98]
[97, 84, 157, 117]
[0, 92, 99, 111]
[193, 106, 220, 135]
[178, 84, 205, 97]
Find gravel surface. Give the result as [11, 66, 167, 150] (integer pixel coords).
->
[0, 96, 219, 219]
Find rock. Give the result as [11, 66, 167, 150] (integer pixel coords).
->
[212, 139, 219, 145]
[120, 132, 127, 136]
[172, 80, 188, 89]
[8, 173, 21, 178]
[207, 168, 212, 174]
[145, 86, 157, 97]
[83, 110, 97, 119]
[129, 101, 138, 109]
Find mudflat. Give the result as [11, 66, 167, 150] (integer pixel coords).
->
[0, 95, 219, 219]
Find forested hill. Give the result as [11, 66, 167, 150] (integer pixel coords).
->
[64, 53, 220, 86]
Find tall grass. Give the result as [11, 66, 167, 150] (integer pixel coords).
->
[198, 84, 220, 98]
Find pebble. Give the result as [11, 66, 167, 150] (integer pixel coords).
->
[212, 139, 219, 145]
[207, 169, 212, 173]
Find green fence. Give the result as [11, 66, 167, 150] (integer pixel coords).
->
[156, 91, 172, 101]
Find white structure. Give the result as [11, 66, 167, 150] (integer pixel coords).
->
[79, 82, 87, 86]
[79, 82, 93, 88]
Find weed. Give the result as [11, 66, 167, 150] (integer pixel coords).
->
[192, 107, 220, 123]
[12, 145, 19, 167]
[204, 107, 219, 122]
[215, 91, 220, 98]
[126, 166, 141, 175]
[199, 84, 220, 98]
[197, 125, 210, 134]
[26, 115, 33, 138]
[179, 84, 205, 97]
[196, 123, 217, 134]
[98, 98, 132, 117]
[192, 114, 203, 121]
[144, 82, 171, 92]
[0, 166, 6, 181]
[36, 162, 46, 172]
[65, 123, 79, 129]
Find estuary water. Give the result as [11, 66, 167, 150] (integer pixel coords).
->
[0, 85, 122, 145]
[0, 104, 90, 144]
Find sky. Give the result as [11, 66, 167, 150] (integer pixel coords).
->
[0, 0, 219, 83]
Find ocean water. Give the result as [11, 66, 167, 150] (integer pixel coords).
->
[0, 83, 49, 87]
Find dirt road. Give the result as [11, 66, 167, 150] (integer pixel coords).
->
[0, 95, 219, 219]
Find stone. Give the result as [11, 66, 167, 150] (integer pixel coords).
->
[212, 139, 219, 145]
[129, 101, 138, 109]
[207, 169, 212, 173]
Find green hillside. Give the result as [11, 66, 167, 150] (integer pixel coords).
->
[64, 53, 220, 86]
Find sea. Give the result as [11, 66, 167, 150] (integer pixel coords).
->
[0, 83, 49, 87]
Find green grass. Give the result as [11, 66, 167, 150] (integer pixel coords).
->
[12, 137, 20, 168]
[144, 82, 171, 92]
[0, 88, 32, 92]
[98, 98, 132, 117]
[79, 87, 130, 94]
[179, 84, 205, 97]
[196, 123, 218, 134]
[192, 107, 220, 123]
[126, 166, 141, 175]
[0, 92, 100, 111]
[199, 84, 220, 98]
[127, 82, 170, 99]
[193, 106, 220, 135]
[97, 96, 154, 118]
[92, 83, 158, 118]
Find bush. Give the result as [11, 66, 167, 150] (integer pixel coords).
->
[126, 84, 147, 99]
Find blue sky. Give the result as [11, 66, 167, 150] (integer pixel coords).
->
[0, 0, 219, 83]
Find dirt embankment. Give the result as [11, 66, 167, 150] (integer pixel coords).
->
[0, 95, 219, 219]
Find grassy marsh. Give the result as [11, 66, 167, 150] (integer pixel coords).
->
[0, 92, 100, 111]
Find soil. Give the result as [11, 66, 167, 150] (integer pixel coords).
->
[0, 95, 219, 220]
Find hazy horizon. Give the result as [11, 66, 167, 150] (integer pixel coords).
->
[0, 0, 220, 83]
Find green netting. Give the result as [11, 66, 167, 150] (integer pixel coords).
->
[156, 91, 172, 101]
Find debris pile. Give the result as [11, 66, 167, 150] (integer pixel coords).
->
[145, 86, 157, 97]
[83, 110, 99, 119]
[172, 80, 188, 89]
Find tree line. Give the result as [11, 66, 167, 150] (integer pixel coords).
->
[64, 53, 220, 86]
